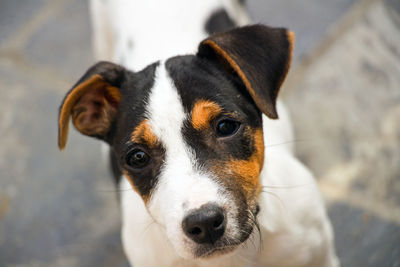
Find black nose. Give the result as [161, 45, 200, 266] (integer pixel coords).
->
[182, 204, 226, 244]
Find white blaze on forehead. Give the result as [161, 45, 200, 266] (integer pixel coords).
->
[146, 62, 188, 160]
[145, 62, 221, 210]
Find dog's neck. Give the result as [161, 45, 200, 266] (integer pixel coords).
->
[103, 0, 249, 71]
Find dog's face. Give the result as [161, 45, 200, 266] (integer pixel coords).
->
[58, 25, 293, 259]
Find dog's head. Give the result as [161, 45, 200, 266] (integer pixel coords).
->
[58, 25, 293, 259]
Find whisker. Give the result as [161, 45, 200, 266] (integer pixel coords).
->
[261, 183, 313, 189]
[248, 209, 262, 250]
[265, 139, 311, 148]
[254, 222, 262, 245]
[140, 220, 156, 237]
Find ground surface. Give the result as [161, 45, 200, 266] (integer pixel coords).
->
[0, 0, 399, 266]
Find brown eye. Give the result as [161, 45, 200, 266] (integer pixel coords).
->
[126, 149, 150, 168]
[216, 119, 240, 137]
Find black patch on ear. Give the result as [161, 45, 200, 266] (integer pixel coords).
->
[198, 25, 294, 119]
[205, 9, 236, 35]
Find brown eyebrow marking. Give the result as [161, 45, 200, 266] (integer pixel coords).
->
[131, 120, 159, 147]
[191, 100, 222, 130]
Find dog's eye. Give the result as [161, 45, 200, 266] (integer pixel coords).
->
[126, 149, 150, 168]
[216, 119, 240, 137]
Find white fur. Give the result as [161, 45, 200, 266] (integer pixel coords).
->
[263, 101, 295, 153]
[91, 0, 222, 69]
[90, 0, 251, 69]
[91, 0, 339, 266]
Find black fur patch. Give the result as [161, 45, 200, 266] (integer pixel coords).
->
[205, 9, 236, 35]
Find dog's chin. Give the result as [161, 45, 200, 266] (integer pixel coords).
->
[194, 244, 237, 259]
[175, 232, 252, 261]
[192, 227, 256, 260]
[173, 227, 255, 261]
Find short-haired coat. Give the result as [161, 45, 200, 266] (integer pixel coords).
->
[58, 0, 339, 266]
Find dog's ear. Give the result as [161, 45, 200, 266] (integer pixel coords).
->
[197, 24, 294, 119]
[58, 61, 125, 150]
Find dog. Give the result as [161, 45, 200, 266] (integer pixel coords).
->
[58, 0, 339, 266]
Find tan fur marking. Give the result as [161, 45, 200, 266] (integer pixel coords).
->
[71, 87, 119, 136]
[105, 85, 122, 103]
[278, 30, 295, 89]
[288, 31, 295, 67]
[191, 100, 222, 130]
[131, 120, 159, 147]
[223, 129, 264, 199]
[59, 75, 103, 150]
[58, 74, 121, 150]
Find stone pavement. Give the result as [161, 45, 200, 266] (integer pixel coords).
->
[284, 0, 400, 265]
[0, 0, 399, 266]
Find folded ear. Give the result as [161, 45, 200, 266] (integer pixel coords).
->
[197, 24, 294, 119]
[58, 61, 125, 150]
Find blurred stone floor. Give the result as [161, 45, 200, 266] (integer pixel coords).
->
[0, 0, 399, 266]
